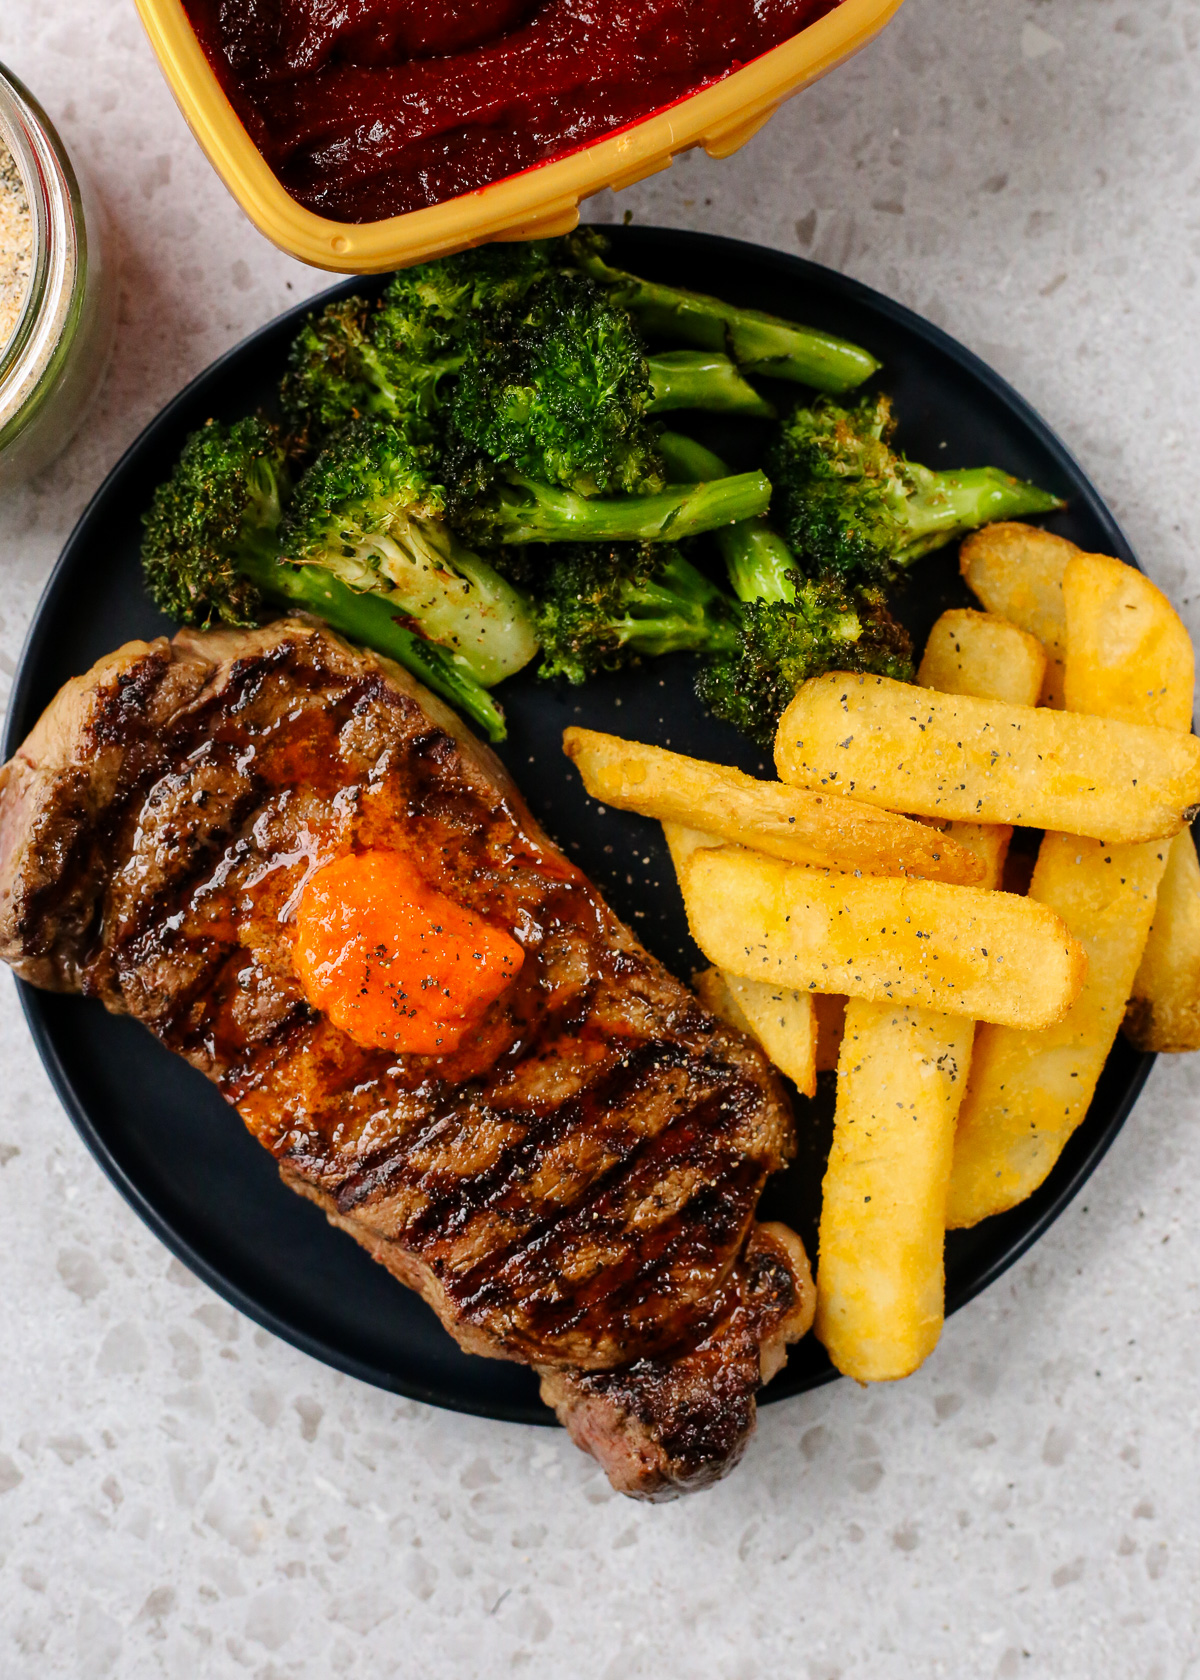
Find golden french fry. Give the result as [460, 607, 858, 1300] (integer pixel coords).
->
[563, 727, 985, 884]
[917, 608, 1047, 707]
[678, 846, 1086, 1030]
[942, 821, 1012, 893]
[1061, 552, 1195, 731]
[917, 608, 1046, 888]
[666, 828, 818, 1092]
[915, 610, 1034, 896]
[775, 672, 1200, 844]
[1057, 554, 1200, 1052]
[694, 966, 817, 1097]
[661, 822, 721, 874]
[949, 552, 1193, 1225]
[818, 608, 1032, 1382]
[814, 993, 846, 1072]
[946, 834, 1169, 1226]
[1126, 830, 1200, 1052]
[959, 522, 1078, 705]
[815, 1000, 974, 1382]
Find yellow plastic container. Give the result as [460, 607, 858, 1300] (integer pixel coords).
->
[133, 0, 904, 273]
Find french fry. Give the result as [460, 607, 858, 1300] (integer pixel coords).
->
[775, 672, 1200, 844]
[664, 827, 819, 1093]
[678, 846, 1086, 1030]
[815, 610, 1036, 1384]
[563, 727, 985, 884]
[959, 523, 1078, 706]
[1061, 552, 1194, 730]
[917, 608, 1047, 708]
[946, 834, 1170, 1225]
[815, 1000, 975, 1382]
[1059, 553, 1200, 1052]
[661, 822, 721, 874]
[948, 554, 1193, 1226]
[941, 822, 1011, 893]
[694, 967, 818, 1096]
[1126, 830, 1200, 1051]
[915, 607, 1045, 890]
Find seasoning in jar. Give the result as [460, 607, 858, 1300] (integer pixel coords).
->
[0, 63, 116, 484]
[0, 136, 32, 349]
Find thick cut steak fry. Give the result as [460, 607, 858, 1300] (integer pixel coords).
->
[0, 619, 812, 1498]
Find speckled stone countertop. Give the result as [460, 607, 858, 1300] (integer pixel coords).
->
[1, 2, 1199, 1675]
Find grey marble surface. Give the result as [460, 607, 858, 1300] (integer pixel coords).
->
[1, 1, 1199, 1675]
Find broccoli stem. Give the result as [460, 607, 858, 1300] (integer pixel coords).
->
[237, 550, 509, 742]
[307, 523, 540, 688]
[657, 431, 726, 482]
[486, 470, 772, 545]
[614, 549, 742, 657]
[646, 352, 774, 417]
[657, 432, 794, 604]
[573, 246, 880, 393]
[895, 467, 1065, 563]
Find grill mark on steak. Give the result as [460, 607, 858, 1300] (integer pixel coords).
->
[0, 619, 813, 1496]
[335, 1036, 701, 1224]
[452, 1124, 767, 1361]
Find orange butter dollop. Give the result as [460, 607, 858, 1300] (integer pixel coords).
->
[294, 849, 524, 1054]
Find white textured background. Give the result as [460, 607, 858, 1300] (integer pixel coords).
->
[1, 1, 1200, 1675]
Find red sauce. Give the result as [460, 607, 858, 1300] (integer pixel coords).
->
[184, 0, 840, 222]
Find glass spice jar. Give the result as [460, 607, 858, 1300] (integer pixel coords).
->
[0, 61, 117, 487]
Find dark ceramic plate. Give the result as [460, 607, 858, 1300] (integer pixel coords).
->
[5, 227, 1155, 1425]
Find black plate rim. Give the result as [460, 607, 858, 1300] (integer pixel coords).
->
[4, 225, 1156, 1422]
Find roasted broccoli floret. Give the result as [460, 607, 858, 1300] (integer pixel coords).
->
[567, 228, 881, 392]
[141, 417, 511, 741]
[282, 420, 539, 687]
[375, 243, 557, 359]
[142, 415, 293, 629]
[447, 289, 782, 493]
[768, 395, 1064, 585]
[657, 430, 913, 743]
[696, 583, 912, 745]
[445, 271, 663, 496]
[532, 543, 740, 685]
[278, 294, 418, 446]
[282, 250, 777, 498]
[281, 246, 558, 449]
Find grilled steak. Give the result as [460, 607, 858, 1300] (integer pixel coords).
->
[0, 618, 813, 1497]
